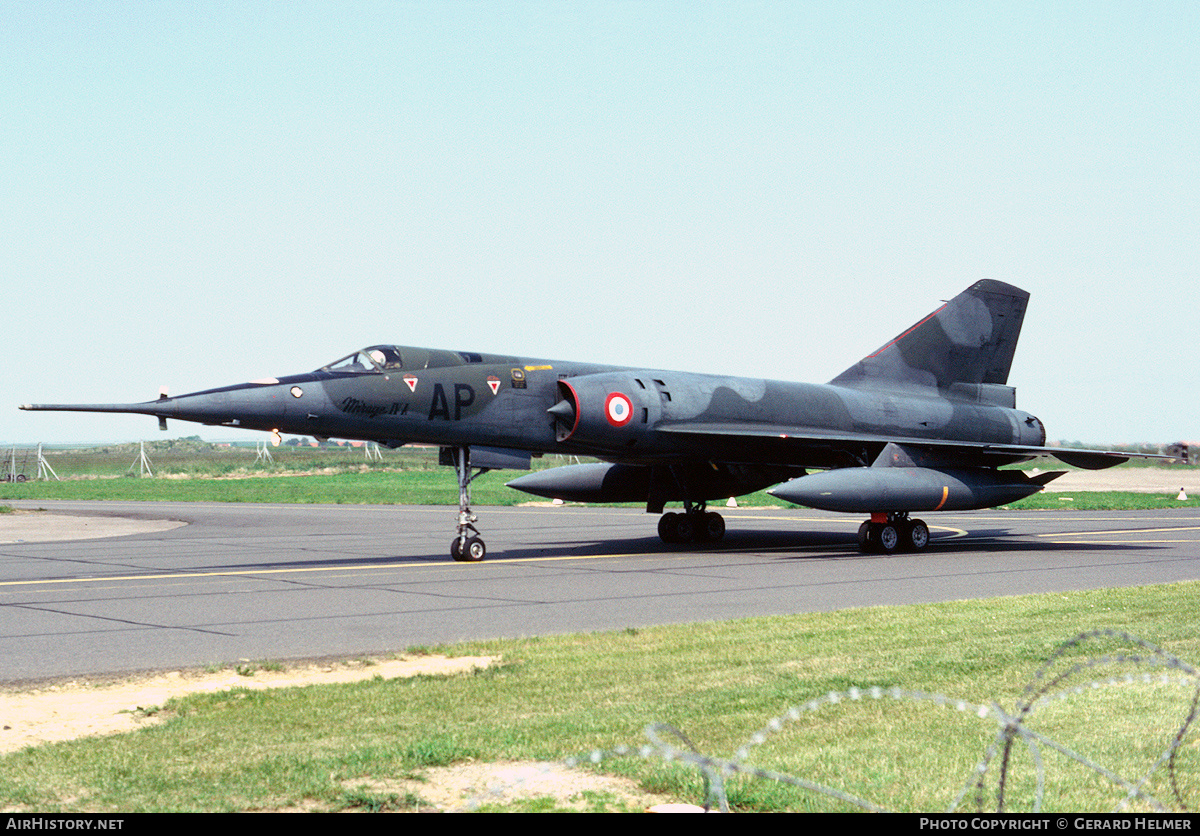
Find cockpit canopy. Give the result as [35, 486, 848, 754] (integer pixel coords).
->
[318, 345, 497, 374]
[319, 345, 405, 374]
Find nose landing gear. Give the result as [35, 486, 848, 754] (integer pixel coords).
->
[447, 446, 489, 561]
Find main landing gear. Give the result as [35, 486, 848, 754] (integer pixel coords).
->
[657, 502, 726, 545]
[448, 446, 488, 562]
[858, 512, 929, 554]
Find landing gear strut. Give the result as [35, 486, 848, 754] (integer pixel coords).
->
[858, 512, 929, 554]
[657, 502, 725, 545]
[447, 446, 489, 561]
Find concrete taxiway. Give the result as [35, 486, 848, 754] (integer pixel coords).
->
[1, 500, 1199, 682]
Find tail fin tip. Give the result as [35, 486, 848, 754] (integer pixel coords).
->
[832, 280, 1030, 390]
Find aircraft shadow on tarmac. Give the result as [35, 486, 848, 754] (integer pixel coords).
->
[193, 525, 1167, 573]
[493, 524, 1170, 561]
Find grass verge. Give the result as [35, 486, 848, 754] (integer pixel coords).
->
[3, 469, 1197, 510]
[2, 582, 1198, 812]
[2, 442, 1195, 508]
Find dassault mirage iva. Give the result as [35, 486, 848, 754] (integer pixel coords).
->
[21, 280, 1141, 560]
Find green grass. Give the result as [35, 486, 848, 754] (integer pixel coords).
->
[1, 469, 512, 505]
[1, 583, 1198, 813]
[6, 471, 1196, 509]
[1009, 491, 1198, 510]
[0, 442, 554, 505]
[2, 440, 1195, 509]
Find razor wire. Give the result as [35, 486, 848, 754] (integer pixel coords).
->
[463, 629, 1200, 812]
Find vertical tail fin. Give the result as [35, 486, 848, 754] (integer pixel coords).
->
[831, 280, 1029, 391]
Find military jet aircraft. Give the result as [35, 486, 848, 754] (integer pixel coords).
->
[21, 280, 1146, 560]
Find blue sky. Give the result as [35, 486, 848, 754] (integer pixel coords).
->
[3, 1, 1196, 446]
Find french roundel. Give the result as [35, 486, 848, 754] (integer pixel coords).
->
[604, 392, 634, 427]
